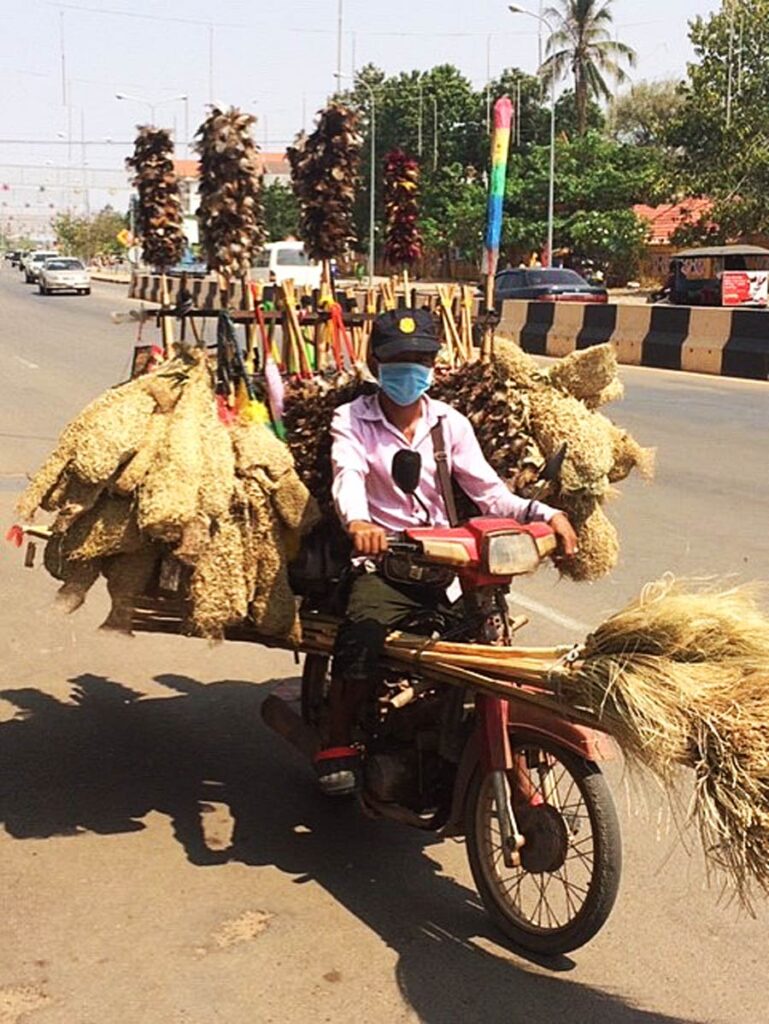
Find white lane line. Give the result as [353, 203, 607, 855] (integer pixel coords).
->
[14, 355, 39, 370]
[509, 592, 591, 633]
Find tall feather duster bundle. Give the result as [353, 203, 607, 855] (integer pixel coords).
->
[287, 103, 361, 262]
[125, 126, 185, 270]
[382, 148, 422, 268]
[195, 106, 265, 280]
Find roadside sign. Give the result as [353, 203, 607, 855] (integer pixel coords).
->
[722, 270, 769, 307]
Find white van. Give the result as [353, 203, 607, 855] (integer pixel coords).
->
[251, 240, 321, 289]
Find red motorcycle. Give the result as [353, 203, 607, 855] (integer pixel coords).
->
[263, 465, 621, 956]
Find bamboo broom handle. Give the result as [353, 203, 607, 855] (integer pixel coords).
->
[243, 273, 257, 372]
[160, 272, 175, 357]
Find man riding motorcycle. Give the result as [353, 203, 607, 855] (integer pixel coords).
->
[315, 308, 578, 795]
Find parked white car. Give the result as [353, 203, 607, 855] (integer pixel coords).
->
[24, 250, 59, 283]
[251, 241, 321, 289]
[38, 257, 91, 295]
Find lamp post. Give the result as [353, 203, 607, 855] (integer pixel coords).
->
[116, 92, 188, 145]
[509, 4, 556, 268]
[336, 72, 376, 284]
[429, 95, 438, 171]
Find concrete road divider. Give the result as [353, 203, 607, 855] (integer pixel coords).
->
[499, 300, 769, 381]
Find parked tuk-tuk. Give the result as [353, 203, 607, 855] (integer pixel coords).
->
[660, 244, 769, 308]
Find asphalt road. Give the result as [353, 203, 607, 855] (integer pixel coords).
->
[0, 262, 767, 1024]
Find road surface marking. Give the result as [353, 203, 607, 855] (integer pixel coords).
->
[13, 355, 38, 370]
[509, 593, 591, 633]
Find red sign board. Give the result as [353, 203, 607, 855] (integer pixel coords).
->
[722, 270, 769, 307]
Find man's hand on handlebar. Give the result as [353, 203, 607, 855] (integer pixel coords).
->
[549, 512, 579, 558]
[348, 520, 389, 556]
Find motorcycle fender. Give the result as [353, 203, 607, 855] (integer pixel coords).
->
[441, 705, 615, 838]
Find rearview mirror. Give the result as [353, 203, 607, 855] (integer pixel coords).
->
[392, 450, 422, 495]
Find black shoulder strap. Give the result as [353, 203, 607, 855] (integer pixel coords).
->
[431, 417, 459, 527]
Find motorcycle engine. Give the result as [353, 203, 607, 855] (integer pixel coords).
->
[364, 751, 419, 804]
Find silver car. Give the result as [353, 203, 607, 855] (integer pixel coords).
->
[38, 257, 91, 295]
[23, 250, 59, 283]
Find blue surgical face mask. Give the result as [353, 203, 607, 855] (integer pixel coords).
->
[378, 362, 433, 406]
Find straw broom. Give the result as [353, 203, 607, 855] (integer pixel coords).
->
[300, 576, 769, 906]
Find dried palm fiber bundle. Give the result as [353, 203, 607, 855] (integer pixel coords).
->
[174, 513, 212, 566]
[195, 106, 265, 280]
[231, 419, 295, 479]
[609, 425, 656, 483]
[189, 516, 250, 638]
[287, 103, 361, 261]
[554, 576, 769, 907]
[547, 344, 617, 401]
[430, 362, 539, 487]
[492, 337, 543, 389]
[125, 126, 185, 269]
[101, 547, 163, 633]
[16, 375, 157, 520]
[113, 411, 167, 495]
[560, 497, 620, 581]
[56, 562, 102, 614]
[283, 376, 375, 517]
[527, 389, 614, 496]
[40, 469, 105, 529]
[248, 506, 301, 642]
[198, 412, 237, 520]
[137, 357, 211, 540]
[382, 148, 422, 268]
[55, 493, 142, 562]
[585, 377, 625, 410]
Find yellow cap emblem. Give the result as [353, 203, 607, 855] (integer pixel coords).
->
[399, 316, 416, 334]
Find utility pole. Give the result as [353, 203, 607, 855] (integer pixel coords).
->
[726, 1, 735, 128]
[59, 10, 67, 106]
[208, 24, 214, 103]
[336, 0, 343, 84]
[417, 81, 423, 157]
[486, 34, 492, 133]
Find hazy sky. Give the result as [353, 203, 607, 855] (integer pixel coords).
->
[0, 0, 720, 216]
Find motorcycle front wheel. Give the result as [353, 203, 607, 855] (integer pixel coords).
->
[465, 733, 621, 956]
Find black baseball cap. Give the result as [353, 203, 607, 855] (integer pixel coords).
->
[370, 308, 440, 360]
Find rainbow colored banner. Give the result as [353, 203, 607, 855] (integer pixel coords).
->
[482, 96, 514, 277]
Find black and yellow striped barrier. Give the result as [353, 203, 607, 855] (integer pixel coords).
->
[498, 300, 769, 381]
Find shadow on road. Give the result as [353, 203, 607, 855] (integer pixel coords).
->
[0, 672, 696, 1024]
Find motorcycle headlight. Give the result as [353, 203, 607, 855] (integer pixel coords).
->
[485, 531, 541, 576]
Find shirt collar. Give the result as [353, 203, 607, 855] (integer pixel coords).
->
[353, 391, 441, 429]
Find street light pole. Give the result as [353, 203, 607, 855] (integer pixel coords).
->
[509, 5, 556, 267]
[429, 95, 438, 171]
[417, 80, 423, 157]
[336, 73, 376, 284]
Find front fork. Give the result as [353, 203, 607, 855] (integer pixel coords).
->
[476, 693, 526, 867]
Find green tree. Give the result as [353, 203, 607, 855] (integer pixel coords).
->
[53, 207, 127, 260]
[670, 0, 769, 237]
[263, 181, 300, 241]
[613, 79, 684, 146]
[504, 132, 667, 279]
[541, 0, 636, 135]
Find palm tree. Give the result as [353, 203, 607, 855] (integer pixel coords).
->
[541, 0, 636, 135]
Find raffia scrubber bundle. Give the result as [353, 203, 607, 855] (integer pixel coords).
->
[18, 353, 319, 639]
[125, 126, 185, 269]
[195, 106, 265, 280]
[556, 576, 769, 908]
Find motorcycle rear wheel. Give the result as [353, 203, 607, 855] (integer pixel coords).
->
[465, 733, 621, 956]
